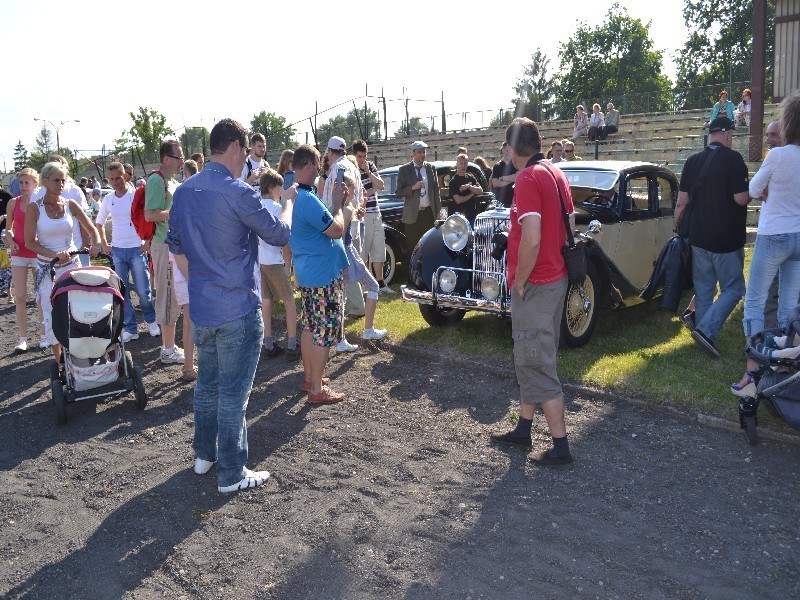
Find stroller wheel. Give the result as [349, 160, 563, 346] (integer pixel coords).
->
[133, 366, 148, 410]
[51, 380, 67, 425]
[49, 360, 61, 383]
[743, 415, 758, 446]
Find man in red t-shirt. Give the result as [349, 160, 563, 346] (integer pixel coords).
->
[491, 118, 575, 466]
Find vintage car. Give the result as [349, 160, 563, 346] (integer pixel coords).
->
[376, 161, 496, 284]
[400, 161, 679, 347]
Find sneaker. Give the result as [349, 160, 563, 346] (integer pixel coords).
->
[301, 377, 330, 392]
[13, 338, 27, 353]
[148, 322, 161, 337]
[680, 309, 696, 330]
[307, 385, 345, 404]
[285, 346, 301, 361]
[362, 327, 387, 340]
[194, 458, 215, 475]
[121, 330, 139, 343]
[160, 346, 186, 364]
[262, 342, 284, 358]
[490, 430, 533, 447]
[528, 448, 574, 466]
[218, 467, 270, 494]
[379, 285, 396, 295]
[336, 339, 359, 352]
[691, 329, 720, 358]
[39, 340, 50, 350]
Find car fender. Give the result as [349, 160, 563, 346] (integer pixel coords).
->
[409, 225, 472, 291]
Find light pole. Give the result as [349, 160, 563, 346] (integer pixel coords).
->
[33, 118, 80, 155]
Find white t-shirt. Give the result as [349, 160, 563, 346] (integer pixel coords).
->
[749, 144, 800, 236]
[95, 189, 143, 249]
[322, 155, 364, 211]
[32, 177, 89, 248]
[239, 156, 270, 186]
[257, 197, 285, 265]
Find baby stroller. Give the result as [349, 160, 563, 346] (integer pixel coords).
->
[49, 251, 147, 424]
[738, 306, 800, 445]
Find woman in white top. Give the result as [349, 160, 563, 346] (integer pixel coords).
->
[733, 93, 800, 395]
[737, 89, 752, 128]
[24, 161, 101, 366]
[572, 105, 589, 140]
[588, 103, 605, 141]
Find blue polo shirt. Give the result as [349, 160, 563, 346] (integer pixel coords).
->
[166, 161, 290, 327]
[289, 183, 349, 288]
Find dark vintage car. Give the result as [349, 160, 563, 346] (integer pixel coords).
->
[400, 161, 679, 347]
[376, 161, 495, 284]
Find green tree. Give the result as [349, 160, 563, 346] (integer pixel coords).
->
[675, 0, 774, 109]
[180, 126, 210, 157]
[13, 141, 29, 171]
[394, 116, 430, 138]
[34, 124, 55, 156]
[250, 111, 296, 149]
[316, 108, 382, 146]
[553, 3, 672, 117]
[511, 49, 556, 122]
[117, 107, 175, 163]
[490, 109, 516, 127]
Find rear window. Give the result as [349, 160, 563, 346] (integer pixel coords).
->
[561, 169, 620, 191]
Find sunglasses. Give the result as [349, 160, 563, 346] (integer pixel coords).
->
[167, 154, 185, 161]
[565, 149, 574, 153]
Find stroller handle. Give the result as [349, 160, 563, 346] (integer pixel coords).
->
[49, 249, 112, 268]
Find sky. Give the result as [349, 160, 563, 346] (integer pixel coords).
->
[0, 0, 688, 172]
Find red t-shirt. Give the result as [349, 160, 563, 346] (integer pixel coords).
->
[507, 162, 574, 286]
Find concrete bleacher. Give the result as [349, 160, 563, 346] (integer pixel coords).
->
[368, 105, 781, 178]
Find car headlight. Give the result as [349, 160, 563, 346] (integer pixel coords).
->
[439, 269, 457, 293]
[481, 277, 500, 300]
[442, 214, 471, 252]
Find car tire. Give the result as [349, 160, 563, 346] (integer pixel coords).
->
[560, 262, 600, 348]
[419, 304, 466, 327]
[383, 242, 397, 286]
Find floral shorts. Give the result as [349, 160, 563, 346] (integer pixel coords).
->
[300, 276, 344, 347]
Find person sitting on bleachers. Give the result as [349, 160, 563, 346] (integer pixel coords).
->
[709, 90, 736, 126]
[573, 105, 589, 139]
[587, 104, 605, 141]
[599, 103, 620, 140]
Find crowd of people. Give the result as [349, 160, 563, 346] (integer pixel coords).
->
[572, 102, 620, 141]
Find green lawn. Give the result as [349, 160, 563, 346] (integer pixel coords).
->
[358, 246, 792, 432]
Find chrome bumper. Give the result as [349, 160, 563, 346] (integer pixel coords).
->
[401, 285, 509, 315]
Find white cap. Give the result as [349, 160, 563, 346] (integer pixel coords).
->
[327, 136, 346, 151]
[411, 140, 428, 150]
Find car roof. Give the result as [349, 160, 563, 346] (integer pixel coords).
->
[556, 160, 663, 173]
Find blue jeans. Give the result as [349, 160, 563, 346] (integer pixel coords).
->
[111, 246, 156, 334]
[743, 233, 800, 336]
[192, 308, 264, 487]
[692, 246, 745, 343]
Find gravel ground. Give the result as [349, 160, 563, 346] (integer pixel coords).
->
[1, 297, 799, 599]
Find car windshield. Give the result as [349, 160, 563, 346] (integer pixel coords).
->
[561, 169, 619, 190]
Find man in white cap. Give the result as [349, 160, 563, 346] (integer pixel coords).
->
[395, 140, 442, 256]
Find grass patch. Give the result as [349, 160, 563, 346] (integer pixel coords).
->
[363, 247, 791, 432]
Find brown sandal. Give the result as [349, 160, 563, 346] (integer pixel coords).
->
[306, 386, 344, 404]
[301, 377, 330, 391]
[182, 367, 198, 382]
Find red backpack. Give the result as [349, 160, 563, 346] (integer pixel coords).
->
[131, 171, 167, 242]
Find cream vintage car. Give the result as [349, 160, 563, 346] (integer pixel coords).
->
[400, 161, 679, 347]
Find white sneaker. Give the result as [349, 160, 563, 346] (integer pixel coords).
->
[14, 338, 28, 353]
[336, 339, 359, 352]
[194, 458, 215, 475]
[148, 322, 161, 337]
[363, 327, 387, 340]
[160, 346, 186, 364]
[122, 330, 139, 343]
[379, 285, 396, 294]
[218, 467, 270, 493]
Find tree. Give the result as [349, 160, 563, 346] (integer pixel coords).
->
[250, 111, 296, 149]
[675, 0, 775, 109]
[553, 4, 672, 117]
[180, 126, 210, 157]
[510, 49, 556, 122]
[316, 107, 382, 146]
[117, 107, 175, 163]
[394, 116, 430, 138]
[13, 141, 29, 172]
[34, 124, 55, 156]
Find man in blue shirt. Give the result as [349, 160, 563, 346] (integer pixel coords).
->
[289, 144, 348, 404]
[167, 118, 293, 494]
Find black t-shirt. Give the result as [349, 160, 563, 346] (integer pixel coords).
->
[491, 160, 517, 208]
[0, 190, 11, 227]
[449, 173, 480, 223]
[679, 144, 749, 253]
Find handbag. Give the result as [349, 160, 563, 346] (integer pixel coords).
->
[676, 148, 718, 238]
[538, 161, 587, 285]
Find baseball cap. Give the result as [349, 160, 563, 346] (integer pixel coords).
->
[327, 136, 346, 151]
[411, 141, 428, 150]
[708, 117, 734, 133]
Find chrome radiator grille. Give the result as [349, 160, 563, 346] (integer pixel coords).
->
[472, 213, 509, 292]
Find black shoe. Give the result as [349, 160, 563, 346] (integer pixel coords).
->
[285, 346, 300, 361]
[691, 329, 720, 358]
[263, 343, 284, 358]
[680, 309, 696, 330]
[529, 448, 574, 466]
[490, 430, 532, 447]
